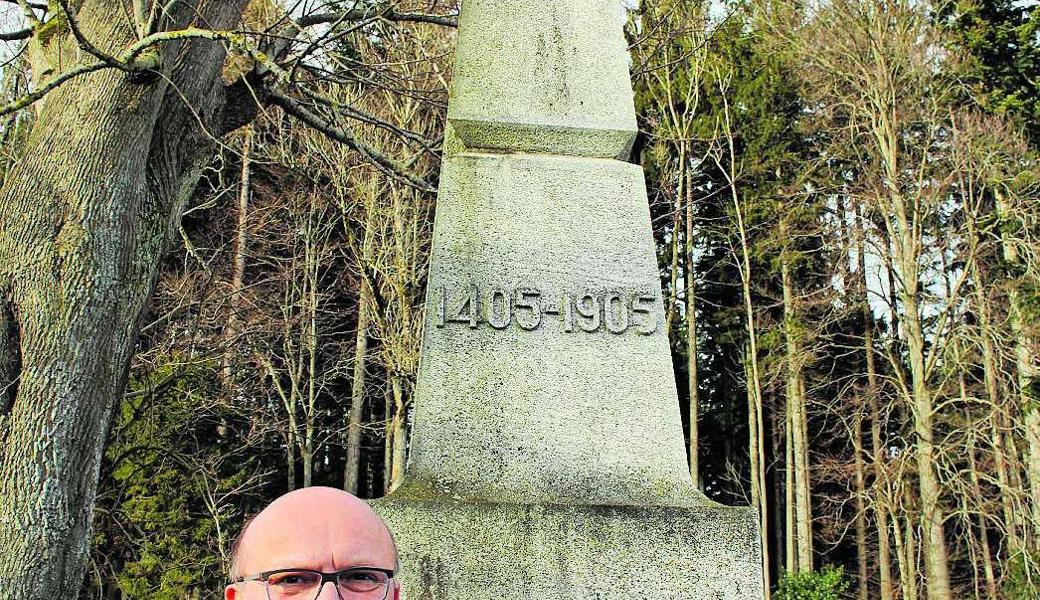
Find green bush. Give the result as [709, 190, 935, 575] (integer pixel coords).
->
[775, 566, 851, 600]
[1003, 553, 1040, 600]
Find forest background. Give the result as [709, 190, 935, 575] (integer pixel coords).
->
[0, 0, 1036, 599]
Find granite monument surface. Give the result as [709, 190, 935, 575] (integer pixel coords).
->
[373, 1, 764, 597]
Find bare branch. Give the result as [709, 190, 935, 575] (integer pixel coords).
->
[0, 26, 32, 41]
[0, 60, 112, 118]
[55, 0, 125, 68]
[296, 8, 457, 29]
[1, 0, 44, 10]
[14, 0, 40, 25]
[267, 87, 436, 194]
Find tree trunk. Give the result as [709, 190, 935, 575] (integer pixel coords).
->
[905, 511, 920, 600]
[384, 379, 394, 495]
[972, 259, 1022, 551]
[344, 285, 371, 494]
[345, 203, 377, 494]
[853, 410, 869, 600]
[893, 504, 911, 600]
[664, 145, 684, 336]
[999, 188, 1040, 545]
[781, 232, 812, 572]
[859, 203, 894, 600]
[302, 205, 320, 490]
[286, 426, 297, 492]
[785, 409, 795, 573]
[746, 352, 770, 599]
[903, 296, 952, 600]
[388, 375, 408, 492]
[684, 164, 699, 484]
[964, 410, 998, 600]
[0, 3, 250, 596]
[223, 128, 251, 386]
[718, 100, 769, 597]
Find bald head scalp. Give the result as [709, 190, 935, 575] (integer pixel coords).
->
[228, 487, 398, 580]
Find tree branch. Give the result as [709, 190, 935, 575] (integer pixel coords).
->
[14, 0, 40, 25]
[297, 85, 436, 150]
[268, 87, 435, 193]
[296, 8, 457, 29]
[55, 0, 126, 68]
[0, 60, 112, 118]
[1, 0, 44, 11]
[0, 26, 33, 41]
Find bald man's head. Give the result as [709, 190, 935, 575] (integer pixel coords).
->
[225, 487, 398, 600]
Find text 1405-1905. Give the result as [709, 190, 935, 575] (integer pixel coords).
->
[434, 285, 658, 335]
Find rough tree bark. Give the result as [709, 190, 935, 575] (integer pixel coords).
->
[0, 2, 252, 596]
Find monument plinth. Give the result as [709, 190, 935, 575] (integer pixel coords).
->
[374, 1, 763, 597]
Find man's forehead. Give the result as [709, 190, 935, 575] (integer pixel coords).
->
[235, 489, 395, 573]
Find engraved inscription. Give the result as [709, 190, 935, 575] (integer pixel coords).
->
[434, 285, 659, 335]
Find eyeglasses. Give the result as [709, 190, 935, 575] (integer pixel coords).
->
[235, 567, 395, 600]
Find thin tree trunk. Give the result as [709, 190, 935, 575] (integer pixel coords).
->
[684, 163, 699, 484]
[870, 396, 895, 600]
[302, 307, 317, 489]
[388, 376, 408, 492]
[746, 352, 770, 599]
[906, 512, 920, 600]
[345, 285, 372, 494]
[772, 417, 785, 574]
[972, 260, 1021, 552]
[964, 411, 998, 600]
[893, 502, 911, 600]
[893, 500, 920, 600]
[853, 410, 869, 600]
[859, 203, 894, 600]
[301, 199, 322, 490]
[286, 427, 297, 491]
[717, 90, 769, 597]
[384, 378, 394, 495]
[664, 153, 683, 336]
[781, 227, 812, 572]
[223, 128, 251, 386]
[345, 203, 377, 494]
[903, 295, 952, 600]
[785, 409, 796, 573]
[999, 188, 1040, 546]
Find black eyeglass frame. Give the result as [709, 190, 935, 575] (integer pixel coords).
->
[234, 567, 396, 600]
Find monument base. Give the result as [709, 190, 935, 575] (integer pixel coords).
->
[373, 489, 763, 600]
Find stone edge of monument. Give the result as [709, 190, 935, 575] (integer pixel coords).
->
[448, 117, 637, 160]
[373, 492, 764, 600]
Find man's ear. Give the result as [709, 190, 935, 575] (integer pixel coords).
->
[393, 580, 401, 600]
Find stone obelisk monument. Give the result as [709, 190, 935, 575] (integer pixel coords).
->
[374, 1, 763, 597]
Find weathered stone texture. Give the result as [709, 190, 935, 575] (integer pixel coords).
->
[448, 0, 636, 158]
[403, 151, 699, 507]
[375, 491, 763, 600]
[374, 0, 764, 597]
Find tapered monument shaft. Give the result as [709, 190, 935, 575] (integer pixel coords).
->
[374, 2, 764, 598]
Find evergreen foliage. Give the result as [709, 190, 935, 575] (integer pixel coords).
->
[775, 566, 851, 600]
[937, 0, 1040, 144]
[92, 358, 254, 599]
